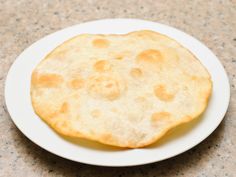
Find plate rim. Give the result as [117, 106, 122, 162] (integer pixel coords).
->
[4, 18, 230, 167]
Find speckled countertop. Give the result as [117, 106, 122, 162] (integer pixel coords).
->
[0, 0, 235, 176]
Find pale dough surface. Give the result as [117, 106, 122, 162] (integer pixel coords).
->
[31, 30, 212, 148]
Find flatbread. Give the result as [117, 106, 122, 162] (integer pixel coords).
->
[31, 30, 212, 148]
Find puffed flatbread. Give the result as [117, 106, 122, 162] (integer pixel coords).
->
[31, 30, 212, 148]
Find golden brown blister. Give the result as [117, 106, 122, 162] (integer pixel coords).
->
[31, 30, 212, 148]
[154, 85, 175, 102]
[92, 38, 110, 48]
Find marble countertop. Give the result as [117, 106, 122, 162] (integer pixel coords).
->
[0, 0, 235, 176]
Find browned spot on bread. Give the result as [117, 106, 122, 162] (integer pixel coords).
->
[136, 49, 162, 64]
[93, 60, 111, 72]
[33, 73, 63, 88]
[92, 39, 109, 48]
[31, 71, 39, 85]
[154, 85, 175, 101]
[191, 75, 199, 81]
[60, 102, 69, 114]
[87, 75, 123, 101]
[91, 109, 101, 118]
[68, 78, 84, 89]
[130, 68, 142, 78]
[151, 112, 171, 125]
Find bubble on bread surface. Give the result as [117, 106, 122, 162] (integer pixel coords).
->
[130, 68, 142, 78]
[68, 77, 84, 89]
[154, 85, 175, 102]
[151, 112, 172, 126]
[92, 39, 109, 48]
[32, 72, 63, 88]
[93, 60, 111, 72]
[136, 49, 163, 64]
[87, 75, 123, 101]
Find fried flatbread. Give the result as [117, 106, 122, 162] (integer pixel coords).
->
[31, 30, 212, 148]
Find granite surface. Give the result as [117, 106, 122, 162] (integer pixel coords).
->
[0, 0, 236, 176]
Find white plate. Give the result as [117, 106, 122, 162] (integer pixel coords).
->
[5, 19, 230, 167]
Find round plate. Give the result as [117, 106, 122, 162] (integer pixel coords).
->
[5, 19, 230, 167]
